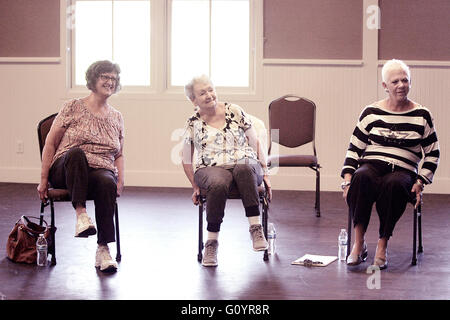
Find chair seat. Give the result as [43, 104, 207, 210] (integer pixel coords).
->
[47, 188, 71, 201]
[268, 154, 318, 167]
[200, 184, 266, 199]
[47, 188, 99, 202]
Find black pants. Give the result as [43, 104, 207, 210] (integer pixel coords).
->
[347, 160, 416, 239]
[194, 162, 263, 232]
[49, 147, 117, 244]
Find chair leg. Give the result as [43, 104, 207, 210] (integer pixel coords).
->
[114, 202, 121, 262]
[418, 203, 423, 253]
[262, 195, 269, 261]
[198, 199, 204, 262]
[39, 202, 45, 226]
[50, 200, 57, 266]
[347, 208, 352, 258]
[412, 205, 417, 266]
[315, 167, 321, 217]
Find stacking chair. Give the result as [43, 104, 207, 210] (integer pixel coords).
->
[267, 95, 321, 217]
[346, 199, 423, 266]
[196, 114, 271, 262]
[37, 113, 121, 266]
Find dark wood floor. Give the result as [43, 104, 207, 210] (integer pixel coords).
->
[0, 182, 449, 301]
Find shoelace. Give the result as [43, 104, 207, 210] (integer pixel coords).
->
[250, 226, 264, 241]
[204, 242, 217, 257]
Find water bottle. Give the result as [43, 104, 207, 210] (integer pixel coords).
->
[338, 229, 348, 261]
[36, 234, 48, 267]
[267, 223, 276, 255]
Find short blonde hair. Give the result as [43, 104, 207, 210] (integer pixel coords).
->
[381, 59, 411, 83]
[184, 75, 214, 101]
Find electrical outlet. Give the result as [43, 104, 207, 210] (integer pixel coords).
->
[16, 140, 24, 153]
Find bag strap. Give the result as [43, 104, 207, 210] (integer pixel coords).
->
[20, 215, 48, 236]
[21, 215, 48, 227]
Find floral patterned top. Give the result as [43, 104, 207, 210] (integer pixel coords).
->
[52, 98, 124, 175]
[183, 103, 257, 172]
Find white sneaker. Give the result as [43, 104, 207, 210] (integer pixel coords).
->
[95, 245, 118, 272]
[75, 213, 97, 238]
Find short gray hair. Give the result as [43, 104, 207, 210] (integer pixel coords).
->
[184, 74, 214, 101]
[381, 59, 410, 83]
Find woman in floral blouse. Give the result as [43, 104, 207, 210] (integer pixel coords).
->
[37, 60, 124, 273]
[182, 75, 271, 267]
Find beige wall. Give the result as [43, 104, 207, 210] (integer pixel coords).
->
[0, 0, 449, 194]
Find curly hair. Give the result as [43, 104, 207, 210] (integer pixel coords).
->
[85, 60, 122, 93]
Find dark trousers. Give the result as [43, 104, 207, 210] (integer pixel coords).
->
[194, 162, 263, 232]
[347, 160, 416, 239]
[49, 147, 117, 244]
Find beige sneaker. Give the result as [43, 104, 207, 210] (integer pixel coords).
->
[249, 224, 269, 251]
[75, 213, 97, 238]
[202, 240, 218, 267]
[95, 245, 118, 272]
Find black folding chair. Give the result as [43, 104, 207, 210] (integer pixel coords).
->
[37, 113, 121, 265]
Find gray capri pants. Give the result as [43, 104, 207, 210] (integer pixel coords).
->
[194, 160, 264, 232]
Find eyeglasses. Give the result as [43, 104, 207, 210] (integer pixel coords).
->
[99, 74, 118, 83]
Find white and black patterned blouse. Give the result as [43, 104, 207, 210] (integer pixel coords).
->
[184, 103, 257, 172]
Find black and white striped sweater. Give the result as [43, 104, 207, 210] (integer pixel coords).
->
[341, 104, 440, 184]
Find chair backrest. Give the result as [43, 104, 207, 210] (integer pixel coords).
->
[268, 95, 317, 154]
[248, 114, 268, 160]
[37, 113, 58, 159]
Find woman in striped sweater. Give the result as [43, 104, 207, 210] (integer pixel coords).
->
[341, 59, 440, 269]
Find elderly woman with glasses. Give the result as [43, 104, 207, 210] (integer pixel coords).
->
[341, 59, 440, 270]
[182, 74, 272, 267]
[37, 60, 124, 273]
